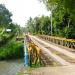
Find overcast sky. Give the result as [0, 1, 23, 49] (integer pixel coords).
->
[0, 0, 50, 27]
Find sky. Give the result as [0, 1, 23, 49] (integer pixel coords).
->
[0, 0, 51, 27]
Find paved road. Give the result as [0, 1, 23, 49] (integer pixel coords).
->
[33, 36, 75, 59]
[29, 65, 75, 75]
[18, 35, 75, 75]
[29, 35, 71, 65]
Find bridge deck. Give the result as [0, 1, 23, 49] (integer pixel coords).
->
[18, 35, 75, 75]
[28, 35, 75, 65]
[19, 65, 75, 75]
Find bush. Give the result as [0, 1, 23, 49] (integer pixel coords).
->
[0, 40, 24, 60]
[64, 26, 75, 39]
[0, 33, 14, 47]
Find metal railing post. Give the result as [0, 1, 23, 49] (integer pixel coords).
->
[24, 38, 29, 67]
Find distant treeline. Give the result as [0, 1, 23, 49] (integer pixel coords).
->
[27, 0, 75, 39]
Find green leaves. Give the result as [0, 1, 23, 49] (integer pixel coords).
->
[27, 16, 51, 35]
[0, 39, 23, 60]
[39, 0, 75, 38]
[0, 4, 12, 27]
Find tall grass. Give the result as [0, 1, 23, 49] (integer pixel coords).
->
[0, 38, 24, 60]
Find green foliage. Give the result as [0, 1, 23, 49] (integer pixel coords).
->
[0, 4, 24, 60]
[27, 17, 35, 34]
[64, 26, 75, 39]
[0, 39, 23, 60]
[0, 4, 12, 27]
[8, 23, 22, 33]
[0, 33, 14, 47]
[27, 16, 51, 35]
[38, 0, 75, 39]
[25, 0, 75, 38]
[0, 4, 22, 35]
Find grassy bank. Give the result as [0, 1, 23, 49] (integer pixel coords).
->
[0, 38, 24, 60]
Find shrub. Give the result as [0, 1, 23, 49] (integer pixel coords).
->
[0, 40, 24, 60]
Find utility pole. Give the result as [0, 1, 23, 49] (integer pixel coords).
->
[51, 11, 52, 36]
[50, 5, 57, 36]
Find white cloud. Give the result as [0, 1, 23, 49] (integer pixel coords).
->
[0, 0, 51, 27]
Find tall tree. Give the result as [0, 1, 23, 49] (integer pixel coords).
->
[40, 0, 75, 38]
[0, 4, 12, 27]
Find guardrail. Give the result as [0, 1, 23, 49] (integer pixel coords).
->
[24, 35, 41, 67]
[28, 41, 41, 66]
[38, 35, 75, 49]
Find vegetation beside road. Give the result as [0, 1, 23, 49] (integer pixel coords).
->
[0, 37, 23, 60]
[26, 0, 75, 39]
[0, 4, 24, 60]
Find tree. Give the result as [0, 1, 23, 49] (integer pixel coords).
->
[40, 0, 75, 38]
[27, 16, 51, 35]
[27, 17, 35, 34]
[0, 4, 12, 27]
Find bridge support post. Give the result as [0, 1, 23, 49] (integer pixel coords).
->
[24, 45, 29, 67]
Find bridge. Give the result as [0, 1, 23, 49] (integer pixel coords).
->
[19, 34, 75, 75]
